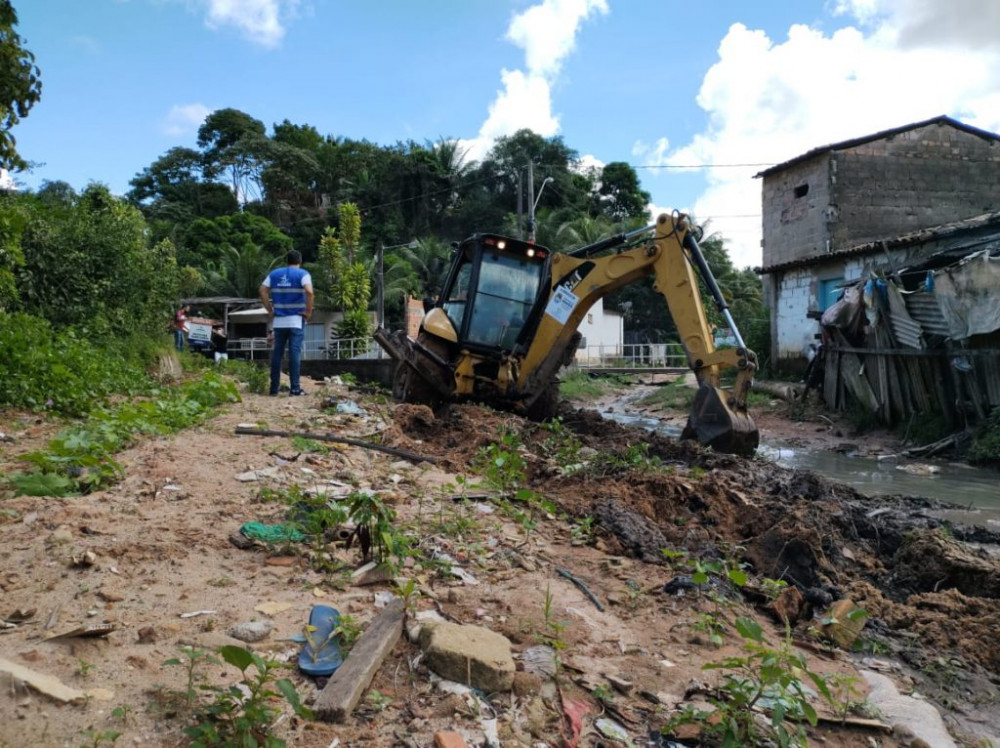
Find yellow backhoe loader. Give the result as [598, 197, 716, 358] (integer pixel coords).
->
[374, 213, 759, 455]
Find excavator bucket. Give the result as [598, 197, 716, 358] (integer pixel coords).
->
[683, 384, 760, 456]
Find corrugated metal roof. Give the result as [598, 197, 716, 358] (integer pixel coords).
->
[886, 285, 924, 349]
[754, 115, 1000, 178]
[905, 291, 950, 337]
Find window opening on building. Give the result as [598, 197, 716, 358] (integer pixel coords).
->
[794, 183, 809, 199]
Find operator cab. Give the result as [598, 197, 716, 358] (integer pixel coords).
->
[438, 234, 551, 352]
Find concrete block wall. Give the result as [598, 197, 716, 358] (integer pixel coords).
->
[831, 124, 1000, 248]
[775, 267, 819, 360]
[761, 155, 832, 267]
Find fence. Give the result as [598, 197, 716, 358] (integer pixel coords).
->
[575, 342, 687, 369]
[226, 336, 384, 361]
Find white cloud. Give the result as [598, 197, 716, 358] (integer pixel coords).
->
[162, 103, 212, 137]
[657, 1, 1000, 269]
[461, 0, 608, 163]
[187, 0, 300, 48]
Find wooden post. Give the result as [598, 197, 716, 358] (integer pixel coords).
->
[314, 599, 404, 722]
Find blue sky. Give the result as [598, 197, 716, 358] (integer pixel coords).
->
[11, 0, 1000, 267]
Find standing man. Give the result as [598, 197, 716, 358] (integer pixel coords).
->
[173, 304, 190, 352]
[260, 250, 314, 396]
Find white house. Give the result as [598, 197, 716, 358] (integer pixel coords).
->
[573, 298, 624, 363]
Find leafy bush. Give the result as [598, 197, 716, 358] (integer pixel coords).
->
[0, 312, 155, 415]
[969, 408, 1000, 466]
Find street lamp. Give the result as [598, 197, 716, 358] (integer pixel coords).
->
[377, 239, 420, 332]
[528, 176, 554, 242]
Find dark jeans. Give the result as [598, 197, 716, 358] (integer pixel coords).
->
[270, 325, 305, 394]
[174, 330, 185, 352]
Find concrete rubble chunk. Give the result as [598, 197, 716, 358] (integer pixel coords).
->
[821, 598, 866, 650]
[421, 622, 515, 693]
[227, 620, 272, 643]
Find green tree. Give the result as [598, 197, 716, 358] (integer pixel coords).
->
[0, 1, 42, 171]
[317, 203, 371, 342]
[594, 162, 650, 221]
[15, 185, 179, 338]
[198, 108, 269, 206]
[180, 212, 291, 272]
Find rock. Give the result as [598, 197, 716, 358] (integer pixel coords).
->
[136, 626, 157, 644]
[768, 586, 806, 624]
[421, 622, 515, 693]
[606, 673, 634, 695]
[512, 671, 542, 697]
[433, 732, 468, 748]
[821, 599, 866, 650]
[227, 620, 272, 643]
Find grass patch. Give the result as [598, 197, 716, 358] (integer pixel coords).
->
[636, 378, 696, 411]
[559, 370, 611, 400]
[7, 371, 241, 495]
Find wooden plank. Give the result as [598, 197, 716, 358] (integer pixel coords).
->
[314, 598, 404, 723]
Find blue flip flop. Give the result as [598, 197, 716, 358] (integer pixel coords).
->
[298, 605, 343, 677]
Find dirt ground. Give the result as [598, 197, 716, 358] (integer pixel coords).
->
[1, 373, 998, 748]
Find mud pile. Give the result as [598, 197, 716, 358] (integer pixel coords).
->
[385, 401, 1000, 679]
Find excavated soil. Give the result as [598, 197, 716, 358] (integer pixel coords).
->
[1, 377, 998, 747]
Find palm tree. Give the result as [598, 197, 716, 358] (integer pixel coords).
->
[203, 241, 280, 298]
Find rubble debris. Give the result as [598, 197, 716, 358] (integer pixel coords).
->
[234, 426, 437, 464]
[314, 599, 403, 722]
[0, 656, 112, 704]
[45, 623, 116, 641]
[821, 599, 866, 650]
[227, 620, 272, 643]
[432, 732, 469, 748]
[234, 466, 281, 482]
[178, 610, 216, 619]
[420, 622, 515, 693]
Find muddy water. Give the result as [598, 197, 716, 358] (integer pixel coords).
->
[600, 409, 1000, 526]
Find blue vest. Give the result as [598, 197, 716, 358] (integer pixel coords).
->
[268, 266, 308, 317]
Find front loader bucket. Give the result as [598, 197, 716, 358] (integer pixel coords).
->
[682, 384, 759, 456]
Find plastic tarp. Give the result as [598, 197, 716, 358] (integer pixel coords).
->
[933, 251, 1000, 340]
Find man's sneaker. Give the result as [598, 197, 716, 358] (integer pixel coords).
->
[289, 388, 306, 396]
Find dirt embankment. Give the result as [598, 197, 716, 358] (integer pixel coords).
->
[0, 381, 998, 747]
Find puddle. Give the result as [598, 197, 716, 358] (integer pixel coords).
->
[602, 409, 1000, 526]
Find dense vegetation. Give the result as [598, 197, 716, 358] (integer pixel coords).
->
[0, 3, 768, 418]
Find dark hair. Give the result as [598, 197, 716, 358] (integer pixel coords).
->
[287, 250, 303, 265]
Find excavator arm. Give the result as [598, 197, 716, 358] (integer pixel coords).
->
[516, 213, 758, 455]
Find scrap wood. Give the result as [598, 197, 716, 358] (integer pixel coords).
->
[234, 426, 437, 464]
[815, 714, 891, 732]
[556, 567, 605, 611]
[45, 623, 116, 641]
[0, 656, 112, 703]
[314, 598, 404, 722]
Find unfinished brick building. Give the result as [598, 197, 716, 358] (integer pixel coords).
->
[757, 115, 1000, 367]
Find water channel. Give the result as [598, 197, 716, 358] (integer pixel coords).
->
[601, 407, 1000, 527]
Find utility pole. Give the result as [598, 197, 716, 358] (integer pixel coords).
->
[516, 170, 524, 239]
[527, 160, 536, 242]
[377, 243, 385, 331]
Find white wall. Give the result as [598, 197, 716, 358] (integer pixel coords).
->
[574, 298, 624, 361]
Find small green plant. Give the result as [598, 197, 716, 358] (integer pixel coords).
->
[692, 613, 726, 647]
[591, 683, 615, 705]
[163, 645, 221, 711]
[110, 704, 133, 725]
[664, 617, 832, 748]
[345, 490, 397, 564]
[290, 436, 330, 455]
[540, 583, 567, 661]
[761, 577, 789, 601]
[77, 730, 121, 748]
[76, 658, 95, 678]
[366, 689, 392, 712]
[183, 645, 311, 748]
[332, 614, 363, 651]
[570, 515, 596, 545]
[826, 672, 866, 722]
